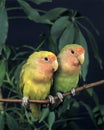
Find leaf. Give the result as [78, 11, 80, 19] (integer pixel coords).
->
[0, 111, 5, 130]
[86, 88, 99, 106]
[86, 88, 94, 96]
[50, 16, 70, 53]
[12, 51, 28, 60]
[93, 106, 100, 115]
[59, 21, 75, 50]
[70, 100, 80, 115]
[100, 105, 104, 117]
[74, 27, 89, 81]
[98, 118, 103, 125]
[22, 45, 36, 51]
[0, 59, 7, 86]
[42, 8, 68, 21]
[51, 16, 69, 45]
[4, 46, 11, 59]
[39, 107, 49, 123]
[62, 99, 80, 118]
[77, 21, 103, 69]
[17, 0, 52, 24]
[48, 111, 55, 130]
[80, 101, 98, 128]
[93, 105, 104, 125]
[82, 16, 99, 36]
[14, 60, 26, 84]
[87, 31, 103, 69]
[69, 121, 81, 130]
[0, 0, 8, 54]
[58, 96, 71, 117]
[31, 0, 52, 5]
[6, 113, 19, 130]
[48, 35, 58, 54]
[17, 0, 40, 22]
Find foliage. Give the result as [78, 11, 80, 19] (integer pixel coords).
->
[0, 0, 103, 130]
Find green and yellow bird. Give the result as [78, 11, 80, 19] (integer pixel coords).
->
[53, 44, 85, 101]
[20, 51, 58, 120]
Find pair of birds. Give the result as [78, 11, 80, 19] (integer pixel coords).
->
[19, 44, 85, 120]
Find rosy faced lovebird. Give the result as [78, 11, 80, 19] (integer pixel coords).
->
[20, 51, 58, 120]
[53, 44, 85, 101]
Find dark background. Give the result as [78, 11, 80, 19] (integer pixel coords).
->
[6, 0, 104, 83]
[5, 0, 104, 129]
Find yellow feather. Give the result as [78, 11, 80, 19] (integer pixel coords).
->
[19, 51, 58, 120]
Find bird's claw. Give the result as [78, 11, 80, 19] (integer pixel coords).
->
[57, 92, 63, 102]
[22, 97, 29, 106]
[48, 95, 55, 104]
[71, 88, 76, 96]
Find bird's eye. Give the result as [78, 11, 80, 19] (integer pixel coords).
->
[44, 57, 49, 61]
[71, 50, 75, 54]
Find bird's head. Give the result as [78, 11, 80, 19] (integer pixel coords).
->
[58, 44, 85, 74]
[27, 51, 58, 81]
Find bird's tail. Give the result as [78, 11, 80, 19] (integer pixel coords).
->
[30, 103, 41, 120]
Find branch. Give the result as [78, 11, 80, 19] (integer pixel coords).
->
[0, 79, 104, 104]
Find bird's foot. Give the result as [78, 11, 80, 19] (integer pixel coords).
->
[22, 97, 29, 106]
[48, 95, 55, 104]
[71, 88, 76, 96]
[56, 92, 63, 102]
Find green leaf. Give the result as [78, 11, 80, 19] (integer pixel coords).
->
[77, 21, 102, 69]
[17, 0, 52, 24]
[42, 8, 68, 21]
[93, 106, 100, 114]
[69, 121, 81, 130]
[14, 60, 26, 84]
[22, 45, 35, 51]
[87, 31, 103, 69]
[31, 0, 52, 5]
[74, 27, 89, 81]
[17, 0, 40, 22]
[100, 105, 104, 117]
[59, 21, 75, 50]
[86, 88, 99, 105]
[58, 96, 71, 117]
[6, 113, 19, 130]
[12, 51, 28, 60]
[48, 111, 55, 130]
[80, 101, 98, 128]
[39, 107, 49, 123]
[48, 35, 58, 54]
[51, 16, 69, 42]
[0, 0, 8, 54]
[4, 46, 11, 59]
[86, 88, 94, 96]
[65, 100, 80, 118]
[93, 105, 104, 125]
[0, 111, 5, 130]
[73, 100, 79, 108]
[98, 118, 103, 125]
[0, 59, 7, 86]
[82, 16, 99, 36]
[51, 16, 69, 46]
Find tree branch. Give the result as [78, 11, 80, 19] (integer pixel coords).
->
[0, 79, 104, 104]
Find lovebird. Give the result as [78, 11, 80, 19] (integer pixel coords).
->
[53, 44, 85, 101]
[20, 51, 58, 120]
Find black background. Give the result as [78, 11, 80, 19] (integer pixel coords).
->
[6, 0, 104, 82]
[5, 0, 104, 129]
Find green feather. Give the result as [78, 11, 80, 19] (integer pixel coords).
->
[54, 72, 79, 93]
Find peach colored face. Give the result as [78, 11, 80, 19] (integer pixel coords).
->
[58, 46, 85, 74]
[38, 54, 58, 72]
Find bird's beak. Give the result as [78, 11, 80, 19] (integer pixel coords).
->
[78, 53, 85, 64]
[52, 60, 58, 71]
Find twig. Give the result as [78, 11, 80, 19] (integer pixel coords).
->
[0, 79, 104, 104]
